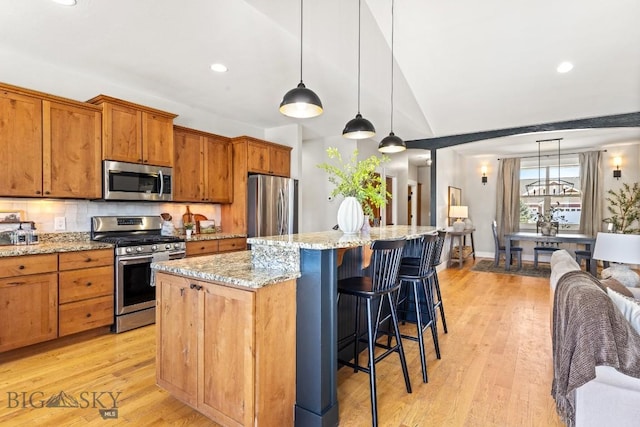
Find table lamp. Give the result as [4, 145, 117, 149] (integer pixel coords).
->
[450, 206, 468, 232]
[592, 232, 640, 287]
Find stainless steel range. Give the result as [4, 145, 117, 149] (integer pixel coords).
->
[91, 216, 186, 333]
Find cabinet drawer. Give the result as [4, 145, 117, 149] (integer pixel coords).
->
[59, 265, 114, 304]
[0, 254, 58, 278]
[59, 294, 114, 337]
[186, 240, 219, 257]
[218, 238, 247, 253]
[59, 249, 114, 271]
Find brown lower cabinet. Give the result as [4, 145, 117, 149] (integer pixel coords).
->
[155, 272, 296, 427]
[0, 249, 114, 352]
[185, 237, 247, 257]
[58, 249, 114, 337]
[0, 254, 58, 352]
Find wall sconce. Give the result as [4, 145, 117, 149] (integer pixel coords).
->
[613, 157, 622, 180]
[481, 166, 488, 185]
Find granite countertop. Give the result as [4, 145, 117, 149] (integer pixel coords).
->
[181, 232, 247, 242]
[246, 225, 438, 250]
[151, 251, 300, 290]
[0, 240, 114, 257]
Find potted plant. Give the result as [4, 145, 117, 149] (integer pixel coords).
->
[317, 147, 390, 233]
[603, 182, 640, 233]
[184, 222, 195, 239]
[535, 202, 567, 235]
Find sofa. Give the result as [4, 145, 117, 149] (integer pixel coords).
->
[549, 250, 640, 427]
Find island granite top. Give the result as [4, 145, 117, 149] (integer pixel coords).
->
[246, 225, 438, 250]
[151, 251, 300, 290]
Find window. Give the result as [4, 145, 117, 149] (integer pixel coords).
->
[519, 154, 581, 230]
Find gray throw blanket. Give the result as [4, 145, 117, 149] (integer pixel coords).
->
[551, 270, 640, 427]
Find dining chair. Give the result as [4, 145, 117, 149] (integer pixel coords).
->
[533, 221, 560, 268]
[492, 220, 522, 269]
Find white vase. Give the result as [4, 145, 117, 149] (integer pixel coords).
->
[185, 229, 193, 239]
[337, 197, 364, 234]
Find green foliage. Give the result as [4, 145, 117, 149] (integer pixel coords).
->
[183, 222, 195, 230]
[519, 199, 533, 223]
[316, 147, 390, 217]
[604, 182, 640, 234]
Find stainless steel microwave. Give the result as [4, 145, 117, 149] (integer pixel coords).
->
[103, 160, 172, 201]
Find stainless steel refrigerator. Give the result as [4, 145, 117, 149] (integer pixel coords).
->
[247, 174, 298, 238]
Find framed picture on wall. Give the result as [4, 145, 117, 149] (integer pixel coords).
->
[448, 186, 461, 226]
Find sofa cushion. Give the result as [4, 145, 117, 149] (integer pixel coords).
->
[607, 288, 640, 335]
[597, 277, 635, 298]
[550, 250, 580, 293]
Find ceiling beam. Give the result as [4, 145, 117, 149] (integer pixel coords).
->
[406, 112, 640, 150]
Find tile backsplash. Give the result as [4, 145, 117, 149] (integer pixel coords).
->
[0, 199, 221, 233]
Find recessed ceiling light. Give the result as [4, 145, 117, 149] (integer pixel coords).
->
[52, 0, 77, 5]
[557, 61, 574, 73]
[210, 63, 228, 73]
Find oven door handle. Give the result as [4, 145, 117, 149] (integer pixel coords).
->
[169, 251, 186, 260]
[119, 255, 155, 264]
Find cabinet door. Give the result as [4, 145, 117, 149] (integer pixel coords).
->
[102, 102, 142, 163]
[204, 136, 232, 203]
[174, 129, 204, 202]
[142, 112, 174, 167]
[0, 89, 42, 197]
[247, 141, 270, 174]
[199, 282, 255, 426]
[155, 273, 199, 406]
[270, 146, 291, 177]
[0, 273, 58, 352]
[42, 101, 102, 198]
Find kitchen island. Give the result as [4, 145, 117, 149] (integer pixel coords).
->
[151, 225, 437, 427]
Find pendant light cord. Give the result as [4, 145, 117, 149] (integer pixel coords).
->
[357, 0, 362, 114]
[390, 0, 395, 132]
[299, 0, 304, 82]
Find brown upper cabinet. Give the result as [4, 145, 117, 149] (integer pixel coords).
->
[247, 138, 292, 177]
[88, 95, 177, 167]
[0, 83, 102, 199]
[173, 126, 233, 203]
[220, 137, 292, 234]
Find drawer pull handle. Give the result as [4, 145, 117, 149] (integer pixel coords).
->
[189, 283, 203, 291]
[85, 258, 92, 262]
[18, 265, 25, 270]
[86, 313, 92, 318]
[86, 282, 92, 287]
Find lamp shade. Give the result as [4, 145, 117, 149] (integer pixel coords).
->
[378, 132, 406, 153]
[449, 205, 468, 219]
[342, 113, 376, 139]
[279, 82, 323, 118]
[592, 232, 640, 265]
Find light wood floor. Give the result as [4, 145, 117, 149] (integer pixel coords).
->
[0, 258, 563, 426]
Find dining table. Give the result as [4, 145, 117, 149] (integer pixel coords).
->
[504, 231, 597, 275]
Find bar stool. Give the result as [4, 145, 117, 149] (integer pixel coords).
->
[399, 231, 448, 334]
[337, 238, 410, 427]
[395, 234, 440, 383]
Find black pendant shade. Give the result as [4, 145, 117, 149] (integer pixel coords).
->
[279, 0, 323, 119]
[343, 0, 375, 140]
[378, 0, 405, 153]
[378, 132, 406, 153]
[343, 113, 376, 139]
[279, 81, 323, 118]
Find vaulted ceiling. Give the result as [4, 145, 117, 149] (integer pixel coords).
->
[1, 0, 638, 160]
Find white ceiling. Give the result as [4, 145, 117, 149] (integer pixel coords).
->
[1, 0, 639, 162]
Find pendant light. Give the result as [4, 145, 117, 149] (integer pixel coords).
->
[279, 0, 323, 118]
[378, 0, 405, 153]
[343, 0, 375, 139]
